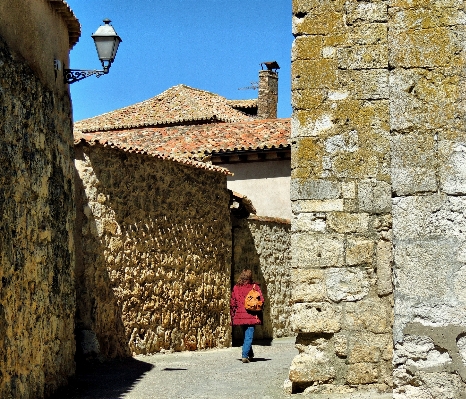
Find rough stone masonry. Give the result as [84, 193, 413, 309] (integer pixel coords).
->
[290, 0, 466, 397]
[0, 1, 79, 397]
[74, 143, 233, 358]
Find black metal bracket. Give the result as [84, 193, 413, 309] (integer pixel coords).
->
[64, 68, 108, 84]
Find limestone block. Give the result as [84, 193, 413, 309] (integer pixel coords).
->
[389, 6, 464, 30]
[358, 180, 391, 214]
[342, 182, 356, 199]
[334, 333, 348, 357]
[389, 68, 461, 132]
[345, 1, 388, 24]
[292, 213, 327, 233]
[292, 35, 323, 61]
[347, 333, 392, 365]
[291, 111, 334, 140]
[292, 138, 324, 179]
[339, 69, 389, 100]
[325, 131, 359, 153]
[289, 351, 336, 384]
[346, 363, 379, 385]
[439, 140, 466, 195]
[346, 239, 374, 265]
[292, 199, 344, 213]
[326, 268, 370, 302]
[350, 24, 387, 46]
[291, 302, 342, 333]
[389, 27, 461, 68]
[328, 212, 369, 233]
[337, 44, 388, 70]
[292, 89, 325, 111]
[293, 9, 345, 36]
[291, 268, 327, 302]
[292, 59, 338, 90]
[291, 179, 341, 200]
[394, 238, 458, 301]
[391, 132, 438, 195]
[292, 232, 345, 268]
[392, 194, 466, 239]
[345, 297, 393, 334]
[377, 241, 393, 296]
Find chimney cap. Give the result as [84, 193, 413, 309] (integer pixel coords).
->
[261, 61, 280, 72]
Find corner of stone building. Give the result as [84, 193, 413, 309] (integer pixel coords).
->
[289, 0, 394, 395]
[289, 0, 466, 397]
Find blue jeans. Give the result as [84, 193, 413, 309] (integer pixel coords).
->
[241, 325, 255, 359]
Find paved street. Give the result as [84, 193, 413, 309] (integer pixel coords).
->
[51, 337, 297, 399]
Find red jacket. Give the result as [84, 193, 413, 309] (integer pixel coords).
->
[230, 283, 264, 326]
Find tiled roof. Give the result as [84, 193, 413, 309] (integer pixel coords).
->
[74, 85, 256, 133]
[74, 119, 291, 160]
[49, 1, 81, 48]
[75, 136, 233, 176]
[227, 99, 258, 109]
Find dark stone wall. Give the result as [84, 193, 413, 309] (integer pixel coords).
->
[0, 34, 75, 398]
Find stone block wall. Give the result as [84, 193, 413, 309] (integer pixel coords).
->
[74, 143, 232, 358]
[290, 0, 466, 397]
[0, 4, 77, 396]
[290, 0, 393, 394]
[232, 215, 292, 341]
[390, 3, 466, 398]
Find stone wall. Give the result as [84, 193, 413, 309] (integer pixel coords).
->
[74, 143, 232, 358]
[232, 215, 292, 341]
[289, 0, 393, 394]
[390, 3, 466, 398]
[290, 0, 466, 397]
[0, 2, 77, 396]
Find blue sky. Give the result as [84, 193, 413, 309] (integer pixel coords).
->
[65, 1, 293, 122]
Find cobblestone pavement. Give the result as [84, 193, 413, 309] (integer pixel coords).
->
[52, 337, 298, 399]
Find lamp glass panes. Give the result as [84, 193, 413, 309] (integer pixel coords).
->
[91, 19, 122, 71]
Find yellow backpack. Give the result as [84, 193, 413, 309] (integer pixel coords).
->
[244, 284, 264, 311]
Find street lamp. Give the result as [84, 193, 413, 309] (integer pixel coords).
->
[64, 19, 122, 84]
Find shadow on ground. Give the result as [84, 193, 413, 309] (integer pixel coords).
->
[50, 358, 153, 399]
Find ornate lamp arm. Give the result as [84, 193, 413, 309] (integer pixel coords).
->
[64, 68, 108, 84]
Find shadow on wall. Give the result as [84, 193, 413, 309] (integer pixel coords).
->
[231, 218, 272, 344]
[74, 167, 130, 361]
[48, 358, 153, 399]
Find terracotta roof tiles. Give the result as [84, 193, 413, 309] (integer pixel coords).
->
[75, 136, 233, 175]
[74, 85, 255, 133]
[227, 99, 258, 109]
[75, 119, 290, 160]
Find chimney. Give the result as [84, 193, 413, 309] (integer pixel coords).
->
[257, 61, 279, 119]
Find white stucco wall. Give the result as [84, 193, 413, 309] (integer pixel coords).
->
[223, 160, 291, 219]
